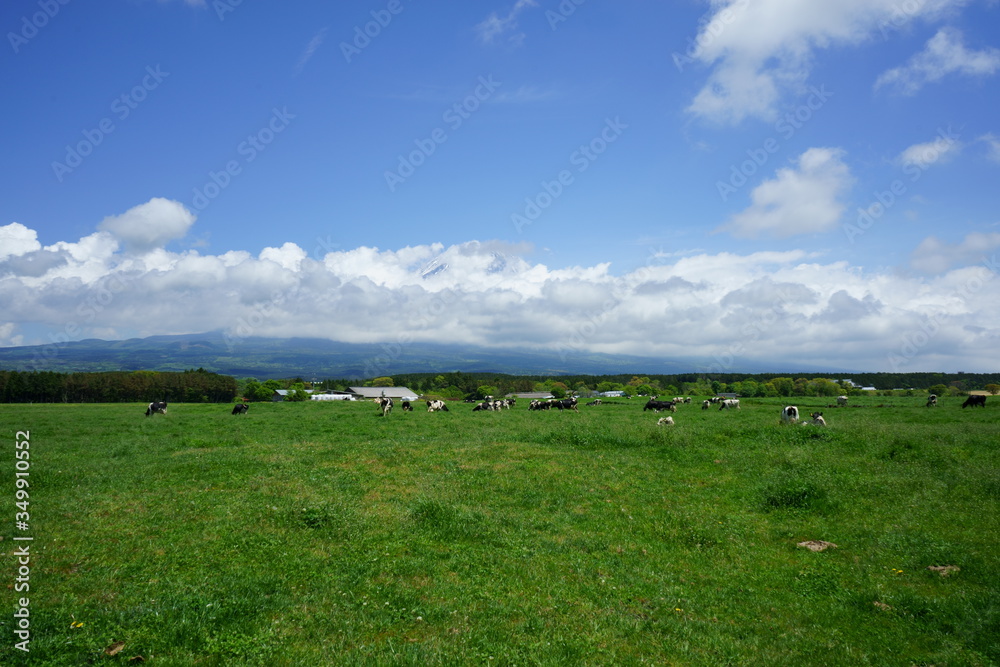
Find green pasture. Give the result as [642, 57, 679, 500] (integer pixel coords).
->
[1, 395, 997, 665]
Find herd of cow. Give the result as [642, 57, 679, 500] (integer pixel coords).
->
[142, 392, 990, 420]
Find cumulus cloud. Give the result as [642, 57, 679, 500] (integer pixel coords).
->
[685, 0, 968, 124]
[875, 27, 1000, 95]
[911, 232, 1000, 273]
[3, 200, 1000, 371]
[97, 197, 195, 254]
[718, 148, 853, 238]
[0, 223, 42, 261]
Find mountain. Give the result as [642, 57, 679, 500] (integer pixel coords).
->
[0, 332, 842, 379]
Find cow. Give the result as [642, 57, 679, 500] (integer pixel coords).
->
[657, 416, 675, 426]
[809, 411, 827, 426]
[719, 399, 740, 411]
[553, 397, 579, 411]
[644, 398, 676, 412]
[231, 403, 249, 415]
[780, 406, 799, 424]
[529, 399, 552, 411]
[586, 399, 602, 406]
[836, 396, 848, 407]
[702, 400, 710, 410]
[374, 396, 393, 416]
[962, 395, 986, 408]
[401, 401, 413, 412]
[926, 394, 938, 407]
[145, 401, 167, 416]
[426, 400, 449, 412]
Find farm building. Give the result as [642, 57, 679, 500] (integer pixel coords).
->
[348, 386, 419, 402]
[310, 392, 355, 401]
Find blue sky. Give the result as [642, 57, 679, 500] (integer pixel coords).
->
[2, 0, 999, 372]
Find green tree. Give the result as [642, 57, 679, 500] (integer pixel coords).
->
[372, 376, 394, 387]
[927, 384, 948, 397]
[985, 384, 1000, 395]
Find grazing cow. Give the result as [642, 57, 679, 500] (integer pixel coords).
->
[836, 396, 848, 407]
[374, 396, 393, 416]
[401, 401, 413, 412]
[554, 397, 579, 411]
[529, 399, 552, 410]
[926, 394, 938, 407]
[231, 403, 249, 415]
[145, 401, 167, 417]
[426, 400, 449, 412]
[719, 399, 740, 411]
[702, 400, 710, 410]
[809, 411, 827, 426]
[644, 398, 676, 413]
[657, 416, 675, 426]
[962, 395, 986, 408]
[586, 399, 602, 406]
[780, 406, 800, 424]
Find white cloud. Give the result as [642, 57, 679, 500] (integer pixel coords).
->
[294, 27, 328, 74]
[3, 202, 1000, 370]
[911, 232, 1000, 273]
[875, 27, 1000, 95]
[0, 223, 42, 261]
[97, 197, 195, 253]
[979, 133, 1000, 163]
[685, 0, 969, 124]
[718, 148, 853, 238]
[476, 0, 537, 46]
[897, 132, 963, 169]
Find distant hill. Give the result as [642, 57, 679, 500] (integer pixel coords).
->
[0, 331, 824, 379]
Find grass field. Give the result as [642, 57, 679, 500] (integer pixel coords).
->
[1, 395, 998, 665]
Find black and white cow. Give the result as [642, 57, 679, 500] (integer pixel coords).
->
[145, 401, 167, 417]
[426, 400, 449, 412]
[553, 397, 579, 411]
[375, 396, 393, 416]
[836, 395, 848, 407]
[926, 394, 938, 407]
[719, 399, 740, 411]
[809, 411, 827, 426]
[657, 416, 675, 426]
[780, 405, 799, 424]
[232, 403, 250, 415]
[962, 395, 986, 408]
[644, 398, 676, 412]
[401, 401, 413, 412]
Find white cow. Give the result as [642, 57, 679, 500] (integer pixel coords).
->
[809, 411, 827, 426]
[781, 405, 800, 424]
[719, 399, 740, 411]
[836, 396, 848, 407]
[657, 416, 674, 426]
[426, 400, 449, 412]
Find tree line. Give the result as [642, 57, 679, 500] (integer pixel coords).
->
[0, 369, 237, 403]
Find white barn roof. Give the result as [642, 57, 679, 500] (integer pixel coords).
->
[349, 387, 419, 401]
